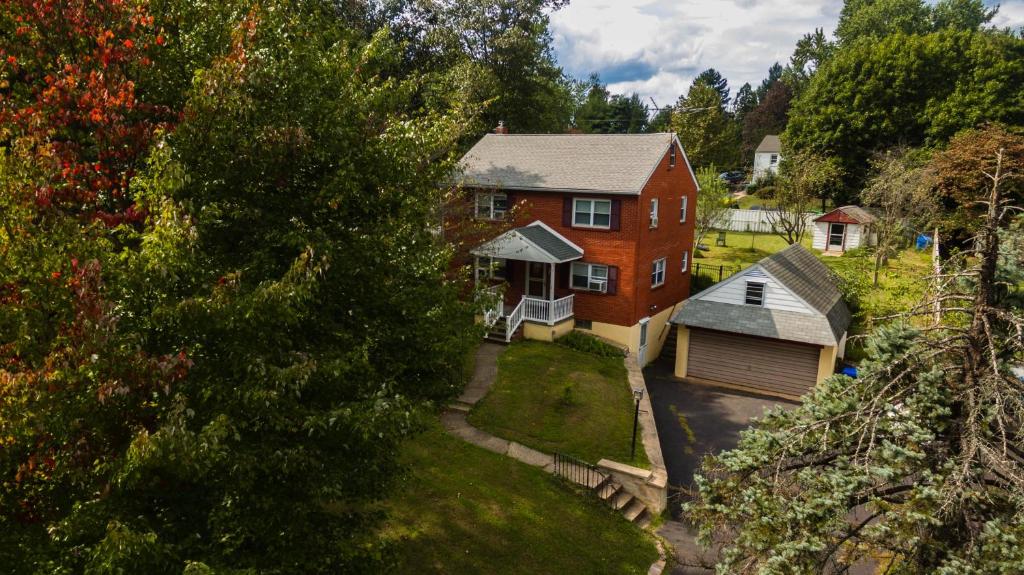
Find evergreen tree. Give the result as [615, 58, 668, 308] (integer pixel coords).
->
[732, 83, 758, 124]
[689, 125, 1024, 575]
[693, 68, 730, 108]
[672, 82, 741, 169]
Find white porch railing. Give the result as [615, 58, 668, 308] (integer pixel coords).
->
[480, 285, 504, 327]
[504, 299, 525, 342]
[523, 294, 574, 326]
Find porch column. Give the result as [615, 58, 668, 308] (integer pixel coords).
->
[549, 262, 556, 325]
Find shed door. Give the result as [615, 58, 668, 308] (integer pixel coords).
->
[687, 329, 821, 398]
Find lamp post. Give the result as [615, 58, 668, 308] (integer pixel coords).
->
[631, 388, 643, 460]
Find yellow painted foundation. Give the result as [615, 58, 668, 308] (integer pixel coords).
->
[523, 317, 574, 342]
[817, 344, 839, 384]
[674, 325, 690, 378]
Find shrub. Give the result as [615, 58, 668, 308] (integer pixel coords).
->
[555, 331, 626, 358]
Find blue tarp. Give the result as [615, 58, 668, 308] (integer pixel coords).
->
[915, 233, 933, 250]
[841, 366, 858, 378]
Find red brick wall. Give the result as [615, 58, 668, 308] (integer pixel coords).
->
[633, 146, 697, 324]
[459, 143, 697, 328]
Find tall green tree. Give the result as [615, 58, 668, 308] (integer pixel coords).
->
[755, 62, 784, 100]
[414, 0, 576, 137]
[672, 82, 741, 169]
[732, 82, 757, 123]
[694, 67, 730, 108]
[0, 1, 478, 573]
[688, 125, 1024, 575]
[785, 29, 1024, 200]
[573, 75, 649, 133]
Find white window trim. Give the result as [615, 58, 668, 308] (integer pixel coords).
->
[680, 195, 688, 223]
[651, 257, 666, 288]
[572, 198, 612, 229]
[571, 262, 609, 292]
[745, 280, 766, 306]
[649, 198, 659, 229]
[669, 144, 677, 168]
[474, 192, 507, 220]
[681, 251, 689, 273]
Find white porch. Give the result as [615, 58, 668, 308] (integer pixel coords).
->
[473, 221, 583, 342]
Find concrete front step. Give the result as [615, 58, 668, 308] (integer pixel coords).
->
[612, 490, 635, 511]
[622, 499, 647, 523]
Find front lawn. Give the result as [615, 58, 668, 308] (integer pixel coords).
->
[381, 423, 659, 574]
[469, 341, 649, 468]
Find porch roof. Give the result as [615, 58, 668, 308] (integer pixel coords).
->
[471, 221, 583, 264]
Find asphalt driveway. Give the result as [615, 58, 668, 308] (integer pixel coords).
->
[643, 358, 796, 492]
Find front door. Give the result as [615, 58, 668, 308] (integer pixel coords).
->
[527, 262, 548, 298]
[828, 223, 846, 251]
[638, 318, 650, 366]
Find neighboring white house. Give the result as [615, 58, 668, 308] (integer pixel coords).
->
[669, 244, 851, 400]
[752, 135, 781, 180]
[811, 206, 878, 254]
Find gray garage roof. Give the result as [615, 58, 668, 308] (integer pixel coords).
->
[672, 244, 851, 346]
[673, 299, 841, 346]
[457, 133, 681, 195]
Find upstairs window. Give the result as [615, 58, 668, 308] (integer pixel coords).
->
[475, 256, 507, 281]
[681, 251, 689, 273]
[680, 196, 688, 223]
[651, 258, 666, 287]
[475, 192, 508, 220]
[769, 154, 779, 166]
[669, 143, 677, 168]
[650, 198, 659, 228]
[745, 281, 766, 306]
[573, 198, 612, 229]
[571, 262, 609, 292]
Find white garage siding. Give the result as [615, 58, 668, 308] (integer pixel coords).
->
[697, 268, 814, 315]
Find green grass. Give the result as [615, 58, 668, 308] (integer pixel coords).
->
[469, 341, 649, 468]
[694, 231, 813, 269]
[381, 423, 659, 574]
[820, 248, 933, 362]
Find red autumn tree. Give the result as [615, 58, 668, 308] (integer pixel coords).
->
[0, 0, 174, 220]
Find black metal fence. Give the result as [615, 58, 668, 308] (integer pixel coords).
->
[691, 262, 740, 292]
[552, 452, 607, 489]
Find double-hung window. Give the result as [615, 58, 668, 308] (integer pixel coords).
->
[769, 154, 779, 166]
[680, 195, 688, 223]
[681, 251, 689, 273]
[475, 256, 507, 281]
[571, 262, 609, 292]
[651, 258, 666, 287]
[475, 192, 508, 220]
[573, 198, 611, 228]
[649, 199, 659, 228]
[669, 143, 677, 168]
[745, 281, 766, 306]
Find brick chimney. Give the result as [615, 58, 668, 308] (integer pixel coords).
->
[494, 121, 509, 135]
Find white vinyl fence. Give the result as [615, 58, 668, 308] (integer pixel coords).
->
[712, 209, 818, 234]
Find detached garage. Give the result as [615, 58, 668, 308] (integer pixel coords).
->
[670, 245, 851, 400]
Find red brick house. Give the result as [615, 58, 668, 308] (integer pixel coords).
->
[455, 129, 698, 365]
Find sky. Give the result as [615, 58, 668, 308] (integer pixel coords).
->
[550, 0, 1024, 107]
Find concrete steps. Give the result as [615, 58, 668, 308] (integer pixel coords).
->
[594, 477, 651, 527]
[660, 326, 678, 360]
[483, 318, 523, 344]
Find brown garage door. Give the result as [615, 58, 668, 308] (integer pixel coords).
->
[687, 328, 821, 398]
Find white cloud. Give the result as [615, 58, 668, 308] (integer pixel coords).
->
[551, 0, 1024, 107]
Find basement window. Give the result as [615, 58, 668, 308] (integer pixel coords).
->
[745, 281, 766, 306]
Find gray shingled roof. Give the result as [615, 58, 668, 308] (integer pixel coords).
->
[759, 244, 851, 342]
[672, 244, 851, 346]
[457, 133, 676, 194]
[755, 135, 781, 154]
[672, 299, 840, 346]
[516, 224, 583, 262]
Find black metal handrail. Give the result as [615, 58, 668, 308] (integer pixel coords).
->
[552, 452, 607, 489]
